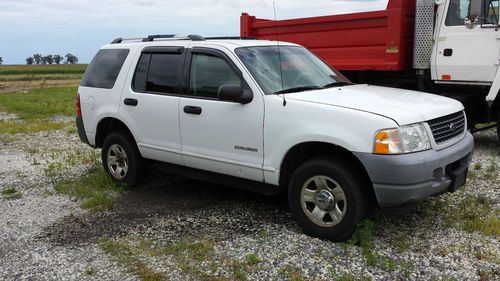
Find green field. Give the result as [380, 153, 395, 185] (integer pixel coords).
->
[0, 64, 88, 76]
[0, 64, 86, 92]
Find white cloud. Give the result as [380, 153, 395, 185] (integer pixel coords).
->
[0, 0, 388, 63]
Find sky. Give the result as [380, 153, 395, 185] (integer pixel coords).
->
[0, 0, 388, 64]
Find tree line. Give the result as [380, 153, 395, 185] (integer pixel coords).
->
[26, 54, 78, 65]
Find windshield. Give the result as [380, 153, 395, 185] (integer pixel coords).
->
[235, 46, 351, 95]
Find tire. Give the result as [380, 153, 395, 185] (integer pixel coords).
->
[102, 132, 144, 187]
[288, 157, 368, 241]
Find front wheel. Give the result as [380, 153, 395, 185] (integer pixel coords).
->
[102, 132, 144, 187]
[288, 158, 368, 241]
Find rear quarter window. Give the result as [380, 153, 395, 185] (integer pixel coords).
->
[81, 49, 130, 89]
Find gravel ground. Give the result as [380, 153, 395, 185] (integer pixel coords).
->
[0, 128, 499, 280]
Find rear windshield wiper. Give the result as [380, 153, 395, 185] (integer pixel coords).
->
[273, 86, 322, 95]
[322, 81, 353, 88]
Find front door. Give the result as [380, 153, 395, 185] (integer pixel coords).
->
[179, 46, 265, 181]
[433, 0, 500, 83]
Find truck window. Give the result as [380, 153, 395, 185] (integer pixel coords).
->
[446, 0, 499, 26]
[132, 52, 183, 94]
[188, 53, 241, 99]
[81, 49, 129, 89]
[446, 0, 469, 26]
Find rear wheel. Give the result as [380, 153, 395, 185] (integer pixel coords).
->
[288, 158, 368, 241]
[102, 132, 144, 187]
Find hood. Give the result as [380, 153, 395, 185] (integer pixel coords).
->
[286, 84, 464, 125]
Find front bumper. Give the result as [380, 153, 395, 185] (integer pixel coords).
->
[354, 132, 474, 207]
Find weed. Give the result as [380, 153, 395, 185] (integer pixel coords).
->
[232, 261, 247, 281]
[54, 165, 122, 212]
[257, 229, 268, 238]
[84, 266, 97, 276]
[473, 162, 482, 170]
[0, 120, 67, 135]
[1, 187, 23, 200]
[348, 219, 374, 250]
[400, 262, 414, 279]
[443, 194, 499, 237]
[100, 238, 166, 281]
[395, 235, 412, 253]
[245, 253, 262, 266]
[484, 156, 498, 181]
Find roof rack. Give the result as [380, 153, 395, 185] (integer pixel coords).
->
[110, 34, 205, 44]
[110, 35, 259, 44]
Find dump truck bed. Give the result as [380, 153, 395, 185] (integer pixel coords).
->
[240, 0, 416, 71]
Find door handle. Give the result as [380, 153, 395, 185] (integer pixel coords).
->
[124, 98, 138, 106]
[183, 105, 202, 115]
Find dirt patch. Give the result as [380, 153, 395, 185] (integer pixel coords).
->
[0, 79, 80, 93]
[43, 170, 290, 246]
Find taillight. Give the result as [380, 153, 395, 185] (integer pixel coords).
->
[76, 93, 82, 117]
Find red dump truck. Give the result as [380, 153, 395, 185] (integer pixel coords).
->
[241, 0, 500, 138]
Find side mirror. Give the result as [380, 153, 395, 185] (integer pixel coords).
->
[218, 84, 253, 104]
[466, 0, 482, 29]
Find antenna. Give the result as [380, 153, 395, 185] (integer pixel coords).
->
[273, 0, 286, 106]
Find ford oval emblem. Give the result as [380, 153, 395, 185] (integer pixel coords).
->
[449, 122, 458, 132]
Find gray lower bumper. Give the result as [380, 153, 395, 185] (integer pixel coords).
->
[354, 132, 474, 207]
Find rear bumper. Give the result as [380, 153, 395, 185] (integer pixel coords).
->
[76, 116, 90, 145]
[354, 132, 474, 207]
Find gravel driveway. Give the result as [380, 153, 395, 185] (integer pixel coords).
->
[0, 128, 499, 280]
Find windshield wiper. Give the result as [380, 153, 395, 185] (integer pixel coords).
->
[273, 86, 322, 95]
[322, 81, 353, 88]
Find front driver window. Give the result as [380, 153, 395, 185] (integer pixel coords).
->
[446, 0, 500, 26]
[189, 53, 241, 99]
[446, 0, 470, 26]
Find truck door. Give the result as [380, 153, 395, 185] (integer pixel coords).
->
[178, 45, 265, 182]
[433, 0, 500, 83]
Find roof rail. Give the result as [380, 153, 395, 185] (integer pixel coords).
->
[110, 34, 206, 44]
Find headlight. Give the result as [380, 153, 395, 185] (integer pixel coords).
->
[374, 123, 431, 154]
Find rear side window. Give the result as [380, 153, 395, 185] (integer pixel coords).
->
[133, 52, 184, 94]
[81, 49, 129, 89]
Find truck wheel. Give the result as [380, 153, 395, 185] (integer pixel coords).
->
[102, 132, 144, 187]
[288, 158, 367, 241]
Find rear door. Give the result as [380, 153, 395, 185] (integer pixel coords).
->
[119, 46, 185, 165]
[178, 46, 265, 181]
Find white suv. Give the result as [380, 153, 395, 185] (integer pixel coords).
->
[76, 34, 474, 241]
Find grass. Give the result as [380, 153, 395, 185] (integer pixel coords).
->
[1, 187, 23, 200]
[0, 86, 76, 134]
[245, 253, 262, 266]
[0, 87, 76, 119]
[347, 219, 399, 272]
[54, 165, 122, 212]
[100, 238, 166, 281]
[0, 119, 67, 134]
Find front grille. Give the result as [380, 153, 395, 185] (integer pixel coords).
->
[427, 111, 466, 144]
